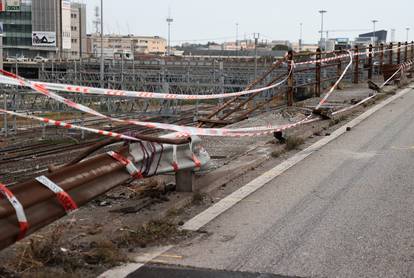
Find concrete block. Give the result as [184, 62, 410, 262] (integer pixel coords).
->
[175, 170, 195, 192]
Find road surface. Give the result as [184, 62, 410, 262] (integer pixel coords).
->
[132, 88, 414, 278]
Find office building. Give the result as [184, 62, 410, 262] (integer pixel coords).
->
[0, 0, 86, 59]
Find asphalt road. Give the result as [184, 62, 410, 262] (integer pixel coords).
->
[138, 89, 414, 278]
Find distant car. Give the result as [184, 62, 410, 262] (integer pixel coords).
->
[16, 56, 29, 62]
[33, 56, 48, 63]
[5, 57, 17, 62]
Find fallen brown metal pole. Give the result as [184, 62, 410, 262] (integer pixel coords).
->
[0, 155, 132, 250]
[0, 147, 129, 220]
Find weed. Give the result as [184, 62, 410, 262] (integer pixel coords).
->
[116, 220, 186, 248]
[271, 149, 285, 158]
[83, 239, 127, 266]
[285, 136, 305, 151]
[191, 192, 206, 205]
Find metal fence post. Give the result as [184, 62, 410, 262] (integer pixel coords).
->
[368, 44, 373, 80]
[287, 50, 294, 106]
[411, 41, 414, 60]
[388, 43, 393, 65]
[379, 43, 384, 74]
[315, 48, 321, 97]
[337, 47, 342, 79]
[353, 45, 359, 84]
[397, 42, 401, 65]
[404, 42, 408, 63]
[3, 92, 7, 137]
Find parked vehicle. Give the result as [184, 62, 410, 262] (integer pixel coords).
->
[5, 57, 17, 62]
[16, 56, 29, 62]
[33, 56, 48, 63]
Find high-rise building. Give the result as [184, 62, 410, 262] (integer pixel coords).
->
[0, 0, 86, 59]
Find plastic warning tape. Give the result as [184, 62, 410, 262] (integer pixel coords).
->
[0, 67, 291, 101]
[35, 176, 78, 213]
[315, 51, 353, 110]
[107, 151, 143, 179]
[0, 45, 406, 103]
[0, 183, 29, 240]
[0, 108, 140, 141]
[0, 69, 312, 136]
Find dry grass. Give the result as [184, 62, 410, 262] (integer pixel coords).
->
[271, 149, 285, 158]
[6, 225, 127, 276]
[191, 192, 206, 205]
[116, 220, 186, 249]
[285, 136, 305, 151]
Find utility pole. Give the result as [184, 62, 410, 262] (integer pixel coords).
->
[299, 22, 303, 52]
[100, 0, 104, 88]
[319, 10, 327, 50]
[166, 9, 173, 56]
[254, 33, 260, 79]
[406, 27, 410, 42]
[236, 23, 239, 56]
[372, 20, 378, 45]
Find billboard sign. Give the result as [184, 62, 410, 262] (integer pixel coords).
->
[5, 0, 20, 11]
[0, 0, 5, 12]
[32, 32, 56, 47]
[61, 0, 71, 50]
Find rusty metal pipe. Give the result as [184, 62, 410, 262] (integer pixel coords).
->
[0, 163, 131, 251]
[0, 147, 129, 220]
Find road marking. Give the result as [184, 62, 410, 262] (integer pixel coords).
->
[97, 245, 172, 278]
[181, 86, 413, 231]
[391, 146, 414, 150]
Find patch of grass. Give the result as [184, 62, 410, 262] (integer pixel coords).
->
[83, 239, 127, 266]
[285, 136, 305, 151]
[271, 149, 285, 158]
[191, 192, 206, 205]
[116, 220, 186, 249]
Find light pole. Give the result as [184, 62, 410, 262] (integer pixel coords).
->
[406, 27, 410, 42]
[100, 0, 104, 88]
[166, 12, 173, 55]
[299, 22, 303, 52]
[236, 23, 239, 56]
[254, 33, 260, 79]
[319, 10, 327, 50]
[372, 20, 378, 45]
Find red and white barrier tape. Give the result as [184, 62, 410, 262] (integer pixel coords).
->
[35, 176, 78, 214]
[0, 69, 312, 137]
[0, 183, 29, 240]
[0, 108, 140, 141]
[0, 66, 291, 101]
[315, 51, 353, 110]
[333, 60, 414, 115]
[107, 151, 143, 179]
[0, 45, 407, 103]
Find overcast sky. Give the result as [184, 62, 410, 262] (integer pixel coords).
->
[85, 0, 413, 44]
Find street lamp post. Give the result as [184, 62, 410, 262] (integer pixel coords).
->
[166, 15, 174, 55]
[372, 20, 378, 45]
[100, 0, 104, 88]
[406, 27, 410, 42]
[299, 22, 303, 52]
[319, 10, 327, 50]
[236, 23, 239, 56]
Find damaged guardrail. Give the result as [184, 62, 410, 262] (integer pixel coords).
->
[0, 135, 210, 251]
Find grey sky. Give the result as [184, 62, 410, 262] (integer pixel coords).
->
[86, 0, 413, 44]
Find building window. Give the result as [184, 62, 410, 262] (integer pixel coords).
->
[71, 26, 77, 31]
